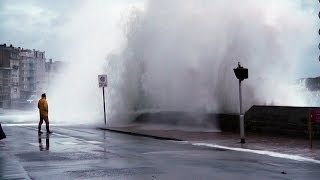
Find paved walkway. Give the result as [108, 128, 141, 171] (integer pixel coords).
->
[101, 124, 320, 161]
[0, 141, 31, 180]
[1, 124, 320, 179]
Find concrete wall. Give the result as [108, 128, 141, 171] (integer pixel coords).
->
[134, 111, 220, 129]
[132, 106, 320, 138]
[244, 106, 320, 138]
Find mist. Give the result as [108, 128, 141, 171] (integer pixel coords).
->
[3, 0, 315, 125]
[46, 1, 140, 125]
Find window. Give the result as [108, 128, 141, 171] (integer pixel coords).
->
[3, 72, 9, 78]
[12, 65, 19, 70]
[11, 53, 17, 58]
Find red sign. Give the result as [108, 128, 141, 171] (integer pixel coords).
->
[310, 109, 320, 123]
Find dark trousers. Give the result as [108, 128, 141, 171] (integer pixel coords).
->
[38, 116, 50, 132]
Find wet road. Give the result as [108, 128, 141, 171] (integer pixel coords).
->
[1, 125, 320, 180]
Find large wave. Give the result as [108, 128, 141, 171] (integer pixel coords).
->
[46, 0, 317, 125]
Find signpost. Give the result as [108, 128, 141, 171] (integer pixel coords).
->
[309, 109, 320, 148]
[98, 75, 108, 125]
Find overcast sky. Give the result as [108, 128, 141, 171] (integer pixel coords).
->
[0, 0, 144, 59]
[0, 0, 77, 58]
[0, 0, 319, 78]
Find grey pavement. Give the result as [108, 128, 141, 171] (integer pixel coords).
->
[102, 124, 320, 160]
[0, 124, 319, 179]
[0, 141, 31, 180]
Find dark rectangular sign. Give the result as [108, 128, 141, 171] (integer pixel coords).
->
[310, 109, 320, 123]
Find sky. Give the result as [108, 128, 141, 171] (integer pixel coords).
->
[0, 0, 144, 60]
[0, 0, 76, 59]
[0, 0, 319, 78]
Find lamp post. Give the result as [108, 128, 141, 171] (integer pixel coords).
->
[233, 62, 248, 144]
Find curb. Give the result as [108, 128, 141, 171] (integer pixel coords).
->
[98, 127, 182, 141]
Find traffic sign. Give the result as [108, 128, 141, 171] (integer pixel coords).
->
[98, 74, 108, 125]
[98, 75, 108, 87]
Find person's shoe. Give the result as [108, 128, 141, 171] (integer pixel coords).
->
[38, 131, 43, 135]
[47, 131, 53, 134]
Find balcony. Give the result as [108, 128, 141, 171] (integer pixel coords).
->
[21, 86, 36, 92]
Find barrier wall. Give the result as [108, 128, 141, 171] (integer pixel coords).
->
[245, 106, 320, 138]
[132, 106, 320, 138]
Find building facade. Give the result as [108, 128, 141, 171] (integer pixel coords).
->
[0, 44, 19, 108]
[10, 47, 21, 100]
[19, 49, 46, 100]
[0, 68, 11, 108]
[45, 59, 65, 90]
[0, 43, 49, 109]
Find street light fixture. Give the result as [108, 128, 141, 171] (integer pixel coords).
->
[233, 62, 248, 144]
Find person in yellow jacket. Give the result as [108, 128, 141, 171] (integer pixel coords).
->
[38, 93, 52, 134]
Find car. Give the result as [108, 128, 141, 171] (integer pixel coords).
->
[26, 95, 37, 103]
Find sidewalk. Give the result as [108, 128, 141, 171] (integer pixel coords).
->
[100, 124, 320, 161]
[0, 141, 31, 180]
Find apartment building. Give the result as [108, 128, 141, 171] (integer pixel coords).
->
[10, 47, 21, 100]
[0, 43, 48, 108]
[19, 49, 46, 100]
[0, 67, 11, 108]
[45, 59, 65, 90]
[0, 44, 20, 108]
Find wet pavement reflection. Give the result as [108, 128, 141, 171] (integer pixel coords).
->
[38, 134, 49, 151]
[1, 125, 320, 179]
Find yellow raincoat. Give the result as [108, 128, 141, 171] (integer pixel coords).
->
[38, 98, 48, 118]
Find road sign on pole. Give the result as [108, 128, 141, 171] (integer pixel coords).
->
[98, 75, 107, 125]
[98, 75, 108, 87]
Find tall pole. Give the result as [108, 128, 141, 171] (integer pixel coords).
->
[234, 62, 247, 144]
[309, 109, 313, 149]
[102, 86, 106, 125]
[239, 79, 245, 143]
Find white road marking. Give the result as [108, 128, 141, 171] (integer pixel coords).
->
[2, 123, 63, 126]
[192, 143, 320, 164]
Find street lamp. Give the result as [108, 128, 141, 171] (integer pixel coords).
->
[233, 62, 248, 144]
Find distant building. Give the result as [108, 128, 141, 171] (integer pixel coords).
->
[45, 59, 65, 91]
[0, 44, 20, 108]
[0, 44, 13, 67]
[0, 43, 49, 109]
[0, 67, 11, 108]
[9, 47, 21, 100]
[19, 49, 46, 100]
